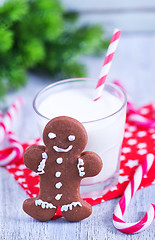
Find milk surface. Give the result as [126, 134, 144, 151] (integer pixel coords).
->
[37, 85, 126, 196]
[39, 89, 122, 122]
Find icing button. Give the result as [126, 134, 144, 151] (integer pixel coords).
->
[55, 182, 62, 189]
[68, 135, 75, 141]
[55, 171, 61, 177]
[56, 157, 63, 164]
[55, 194, 62, 200]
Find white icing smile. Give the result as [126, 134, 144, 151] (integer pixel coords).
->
[53, 145, 73, 153]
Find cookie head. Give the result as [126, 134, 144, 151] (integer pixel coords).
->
[43, 116, 88, 155]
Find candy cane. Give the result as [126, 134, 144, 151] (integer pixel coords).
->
[0, 131, 23, 166]
[23, 138, 42, 148]
[113, 81, 155, 128]
[0, 97, 23, 144]
[0, 113, 6, 144]
[0, 136, 42, 167]
[128, 113, 155, 128]
[0, 110, 3, 119]
[113, 80, 136, 113]
[113, 154, 155, 234]
[0, 97, 23, 166]
[4, 97, 23, 132]
[94, 29, 121, 101]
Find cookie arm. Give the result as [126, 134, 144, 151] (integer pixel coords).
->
[23, 145, 45, 172]
[78, 151, 103, 178]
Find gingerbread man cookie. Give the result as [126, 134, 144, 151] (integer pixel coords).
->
[23, 116, 102, 222]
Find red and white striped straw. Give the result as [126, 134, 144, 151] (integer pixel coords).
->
[94, 29, 121, 101]
[113, 154, 155, 234]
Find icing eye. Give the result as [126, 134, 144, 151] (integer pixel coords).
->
[68, 135, 75, 141]
[48, 132, 56, 139]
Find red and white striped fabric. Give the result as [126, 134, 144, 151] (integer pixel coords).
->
[113, 154, 155, 233]
[94, 29, 121, 101]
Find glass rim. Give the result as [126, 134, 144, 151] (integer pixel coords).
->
[33, 78, 127, 124]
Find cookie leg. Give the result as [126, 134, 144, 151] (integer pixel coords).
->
[62, 200, 92, 222]
[23, 198, 57, 222]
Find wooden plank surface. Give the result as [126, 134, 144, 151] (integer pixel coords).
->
[0, 168, 154, 240]
[78, 13, 155, 34]
[0, 35, 155, 239]
[62, 0, 155, 34]
[62, 0, 155, 11]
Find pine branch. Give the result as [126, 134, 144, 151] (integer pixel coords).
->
[0, 0, 109, 98]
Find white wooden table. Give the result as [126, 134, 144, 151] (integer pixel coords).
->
[0, 35, 155, 240]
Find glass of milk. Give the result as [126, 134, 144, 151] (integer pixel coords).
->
[33, 78, 127, 198]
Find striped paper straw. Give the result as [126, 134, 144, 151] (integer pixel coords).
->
[113, 154, 155, 234]
[94, 29, 121, 101]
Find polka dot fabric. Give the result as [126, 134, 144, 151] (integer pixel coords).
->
[6, 103, 155, 219]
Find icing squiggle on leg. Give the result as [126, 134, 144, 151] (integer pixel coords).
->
[35, 199, 56, 209]
[61, 202, 82, 212]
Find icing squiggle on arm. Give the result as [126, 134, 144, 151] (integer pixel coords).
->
[37, 152, 48, 175]
[77, 158, 85, 177]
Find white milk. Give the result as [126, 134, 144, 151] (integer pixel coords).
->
[39, 89, 121, 122]
[37, 85, 126, 193]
